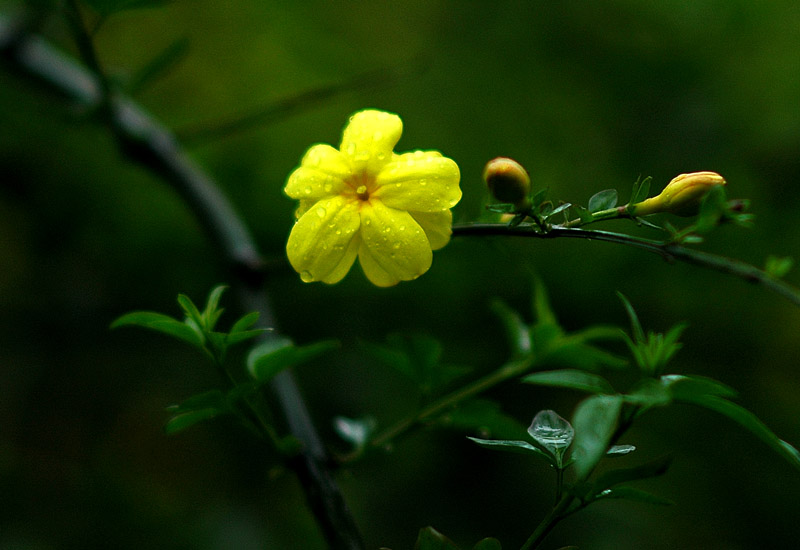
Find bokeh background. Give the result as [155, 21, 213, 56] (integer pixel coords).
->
[2, 1, 800, 548]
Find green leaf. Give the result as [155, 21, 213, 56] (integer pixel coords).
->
[177, 294, 204, 330]
[607, 444, 636, 456]
[467, 436, 552, 462]
[522, 369, 615, 395]
[473, 539, 502, 550]
[164, 408, 224, 435]
[545, 202, 572, 221]
[588, 189, 618, 213]
[571, 394, 623, 480]
[590, 455, 672, 496]
[591, 486, 673, 506]
[83, 0, 170, 16]
[623, 378, 673, 410]
[696, 184, 728, 232]
[765, 255, 794, 279]
[415, 526, 461, 550]
[166, 389, 226, 413]
[490, 299, 531, 357]
[247, 338, 338, 382]
[110, 311, 204, 347]
[230, 311, 260, 333]
[440, 399, 528, 440]
[226, 329, 267, 346]
[674, 393, 800, 470]
[616, 292, 644, 344]
[662, 374, 738, 400]
[164, 389, 230, 435]
[202, 284, 228, 330]
[629, 176, 652, 205]
[533, 279, 557, 326]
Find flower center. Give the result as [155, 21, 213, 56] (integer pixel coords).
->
[347, 173, 373, 202]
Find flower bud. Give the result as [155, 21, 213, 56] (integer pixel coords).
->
[483, 157, 531, 208]
[630, 171, 726, 217]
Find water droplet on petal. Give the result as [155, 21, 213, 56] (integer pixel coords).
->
[346, 142, 357, 156]
[304, 186, 312, 195]
[316, 207, 327, 218]
[356, 185, 367, 195]
[419, 179, 427, 186]
[300, 270, 314, 282]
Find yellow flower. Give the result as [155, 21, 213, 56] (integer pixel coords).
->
[629, 171, 726, 217]
[284, 109, 462, 287]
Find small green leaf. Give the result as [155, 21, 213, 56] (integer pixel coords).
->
[588, 189, 618, 213]
[624, 378, 672, 410]
[230, 311, 261, 334]
[630, 176, 652, 205]
[166, 389, 226, 414]
[590, 455, 672, 496]
[467, 436, 552, 463]
[164, 389, 231, 434]
[247, 338, 338, 382]
[226, 329, 268, 346]
[439, 399, 528, 440]
[674, 393, 800, 470]
[490, 300, 531, 357]
[177, 294, 204, 330]
[533, 279, 557, 326]
[202, 284, 228, 330]
[607, 444, 636, 456]
[523, 369, 615, 395]
[765, 255, 794, 279]
[415, 526, 461, 550]
[592, 486, 674, 506]
[662, 374, 737, 400]
[571, 394, 623, 480]
[164, 408, 224, 435]
[544, 202, 572, 221]
[110, 311, 204, 347]
[473, 539, 502, 550]
[616, 292, 644, 344]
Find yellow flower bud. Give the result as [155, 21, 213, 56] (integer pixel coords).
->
[483, 157, 531, 208]
[630, 171, 726, 217]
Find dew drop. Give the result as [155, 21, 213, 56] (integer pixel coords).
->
[316, 206, 327, 218]
[300, 270, 314, 283]
[346, 142, 357, 156]
[419, 179, 427, 186]
[304, 186, 312, 195]
[356, 185, 367, 195]
[393, 242, 401, 249]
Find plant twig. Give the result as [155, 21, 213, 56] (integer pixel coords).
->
[1, 12, 364, 549]
[453, 223, 800, 307]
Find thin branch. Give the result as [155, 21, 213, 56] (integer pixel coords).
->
[453, 223, 800, 307]
[1, 13, 364, 549]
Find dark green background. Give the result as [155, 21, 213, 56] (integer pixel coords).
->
[2, 1, 799, 548]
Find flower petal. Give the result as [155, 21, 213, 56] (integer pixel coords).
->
[340, 110, 402, 177]
[321, 233, 361, 284]
[374, 151, 461, 212]
[409, 210, 452, 250]
[286, 195, 361, 283]
[285, 144, 351, 201]
[357, 241, 400, 287]
[359, 200, 432, 283]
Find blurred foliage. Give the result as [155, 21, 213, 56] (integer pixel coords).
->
[2, 0, 800, 548]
